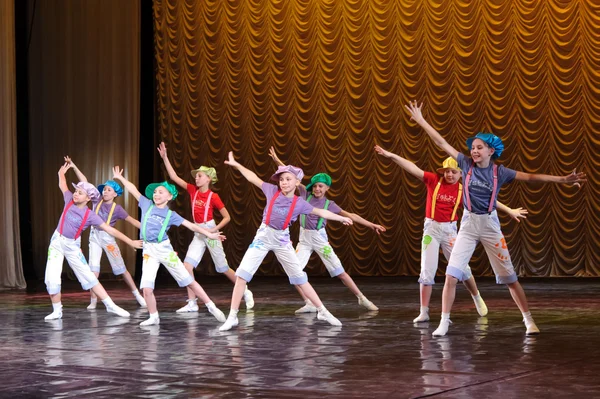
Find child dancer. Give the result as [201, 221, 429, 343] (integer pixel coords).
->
[405, 101, 585, 336]
[219, 152, 353, 331]
[268, 147, 385, 313]
[374, 146, 527, 323]
[63, 157, 147, 309]
[112, 166, 228, 326]
[44, 162, 142, 321]
[157, 142, 254, 312]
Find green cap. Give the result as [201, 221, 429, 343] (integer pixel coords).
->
[306, 173, 332, 192]
[145, 181, 179, 201]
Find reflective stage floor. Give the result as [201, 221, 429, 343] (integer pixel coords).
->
[1, 277, 600, 398]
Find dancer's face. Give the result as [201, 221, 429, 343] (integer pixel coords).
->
[195, 172, 211, 188]
[470, 138, 494, 163]
[72, 188, 90, 205]
[153, 186, 173, 206]
[278, 172, 299, 196]
[311, 183, 330, 199]
[443, 169, 460, 185]
[102, 186, 118, 202]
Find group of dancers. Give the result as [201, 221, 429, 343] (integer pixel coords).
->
[43, 101, 586, 336]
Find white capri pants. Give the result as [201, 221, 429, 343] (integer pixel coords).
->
[183, 220, 229, 273]
[88, 228, 127, 275]
[419, 219, 473, 285]
[446, 210, 518, 284]
[45, 231, 100, 294]
[296, 227, 344, 277]
[140, 240, 195, 290]
[236, 224, 308, 285]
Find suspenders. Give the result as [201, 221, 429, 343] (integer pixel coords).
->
[464, 162, 498, 213]
[265, 190, 298, 230]
[142, 205, 172, 242]
[430, 179, 462, 221]
[300, 194, 330, 229]
[59, 201, 90, 239]
[94, 200, 117, 225]
[191, 190, 213, 224]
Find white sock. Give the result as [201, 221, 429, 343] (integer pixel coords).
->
[148, 312, 159, 319]
[317, 305, 326, 313]
[441, 312, 450, 321]
[90, 298, 97, 303]
[420, 306, 429, 314]
[101, 297, 115, 308]
[205, 301, 216, 309]
[522, 311, 533, 320]
[52, 302, 62, 311]
[132, 290, 141, 296]
[472, 291, 481, 299]
[229, 308, 239, 317]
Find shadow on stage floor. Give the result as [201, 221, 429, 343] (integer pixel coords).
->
[1, 276, 600, 398]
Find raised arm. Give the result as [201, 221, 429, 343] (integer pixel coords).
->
[268, 146, 306, 189]
[181, 219, 226, 241]
[157, 142, 187, 189]
[112, 166, 142, 201]
[405, 101, 459, 160]
[98, 223, 143, 249]
[515, 169, 586, 186]
[224, 151, 264, 188]
[64, 156, 88, 182]
[57, 162, 71, 193]
[311, 208, 353, 226]
[496, 201, 528, 223]
[125, 215, 141, 230]
[339, 210, 386, 234]
[374, 145, 424, 180]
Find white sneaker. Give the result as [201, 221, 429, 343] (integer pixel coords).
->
[317, 309, 342, 326]
[473, 295, 488, 317]
[44, 309, 63, 321]
[295, 303, 318, 314]
[106, 304, 131, 318]
[140, 315, 160, 326]
[358, 296, 379, 311]
[243, 289, 255, 310]
[413, 312, 430, 323]
[87, 300, 97, 310]
[207, 305, 227, 323]
[219, 315, 239, 331]
[135, 294, 147, 308]
[176, 299, 199, 313]
[432, 319, 452, 337]
[524, 318, 540, 335]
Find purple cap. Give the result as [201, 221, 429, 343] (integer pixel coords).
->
[72, 182, 101, 203]
[270, 165, 305, 182]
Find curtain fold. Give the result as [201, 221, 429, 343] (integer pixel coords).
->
[154, 0, 600, 277]
[28, 0, 141, 278]
[0, 0, 26, 289]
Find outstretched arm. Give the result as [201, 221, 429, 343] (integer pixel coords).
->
[224, 151, 264, 188]
[374, 145, 424, 180]
[268, 146, 285, 167]
[58, 162, 72, 193]
[64, 156, 88, 182]
[112, 166, 142, 201]
[515, 169, 586, 186]
[97, 223, 143, 249]
[496, 201, 528, 223]
[157, 142, 187, 189]
[405, 101, 459, 159]
[181, 220, 226, 241]
[311, 208, 353, 226]
[125, 215, 141, 230]
[339, 210, 386, 234]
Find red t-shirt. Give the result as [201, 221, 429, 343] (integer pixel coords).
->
[423, 171, 462, 222]
[186, 184, 225, 223]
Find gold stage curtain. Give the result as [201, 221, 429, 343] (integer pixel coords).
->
[27, 0, 140, 278]
[0, 0, 26, 289]
[154, 0, 600, 277]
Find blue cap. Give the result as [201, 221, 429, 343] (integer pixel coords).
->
[98, 180, 124, 196]
[466, 133, 504, 159]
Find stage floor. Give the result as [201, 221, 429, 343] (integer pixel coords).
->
[1, 277, 600, 398]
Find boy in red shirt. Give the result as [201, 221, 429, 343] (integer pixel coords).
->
[375, 146, 527, 323]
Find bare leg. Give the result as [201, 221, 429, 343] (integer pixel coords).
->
[296, 282, 323, 308]
[295, 285, 308, 301]
[441, 276, 458, 314]
[90, 284, 109, 301]
[50, 292, 62, 304]
[223, 268, 237, 284]
[90, 272, 100, 300]
[143, 287, 157, 314]
[462, 276, 479, 297]
[183, 262, 196, 300]
[420, 284, 433, 308]
[337, 272, 363, 297]
[507, 281, 529, 313]
[229, 277, 247, 311]
[187, 281, 212, 304]
[121, 271, 138, 292]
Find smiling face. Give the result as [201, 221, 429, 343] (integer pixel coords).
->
[470, 138, 495, 163]
[153, 186, 173, 206]
[102, 185, 118, 202]
[278, 172, 299, 195]
[194, 172, 212, 188]
[310, 182, 330, 199]
[72, 188, 90, 205]
[443, 169, 461, 185]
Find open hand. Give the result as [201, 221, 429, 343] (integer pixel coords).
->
[404, 100, 425, 125]
[157, 142, 167, 159]
[224, 151, 240, 168]
[508, 207, 528, 223]
[565, 169, 586, 188]
[112, 166, 124, 180]
[374, 145, 392, 158]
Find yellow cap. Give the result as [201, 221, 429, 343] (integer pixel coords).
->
[436, 157, 461, 174]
